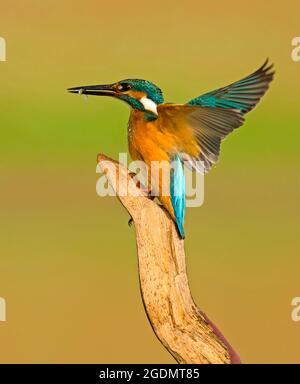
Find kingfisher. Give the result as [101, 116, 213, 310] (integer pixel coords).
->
[68, 60, 274, 239]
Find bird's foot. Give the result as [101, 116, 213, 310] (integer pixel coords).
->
[128, 217, 134, 227]
[129, 172, 154, 199]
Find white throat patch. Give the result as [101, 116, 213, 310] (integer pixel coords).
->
[140, 96, 158, 115]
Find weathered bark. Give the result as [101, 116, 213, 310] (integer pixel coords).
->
[97, 154, 241, 364]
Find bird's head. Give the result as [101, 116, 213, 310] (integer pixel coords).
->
[68, 79, 164, 117]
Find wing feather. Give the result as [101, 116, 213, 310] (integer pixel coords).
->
[187, 60, 274, 114]
[158, 61, 274, 173]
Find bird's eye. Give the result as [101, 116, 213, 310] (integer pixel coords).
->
[117, 83, 131, 92]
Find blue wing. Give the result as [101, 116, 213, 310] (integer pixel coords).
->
[187, 60, 274, 114]
[170, 155, 185, 239]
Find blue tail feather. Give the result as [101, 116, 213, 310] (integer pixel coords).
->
[170, 155, 186, 239]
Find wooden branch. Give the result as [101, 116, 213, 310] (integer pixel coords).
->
[97, 154, 241, 364]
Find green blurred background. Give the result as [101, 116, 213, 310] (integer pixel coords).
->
[0, 0, 299, 363]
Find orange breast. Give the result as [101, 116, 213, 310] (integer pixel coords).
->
[127, 106, 199, 221]
[128, 107, 199, 163]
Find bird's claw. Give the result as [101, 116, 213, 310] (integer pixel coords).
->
[129, 172, 154, 199]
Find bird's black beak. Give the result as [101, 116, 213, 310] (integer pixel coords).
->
[67, 84, 116, 97]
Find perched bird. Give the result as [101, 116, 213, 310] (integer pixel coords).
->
[68, 60, 274, 239]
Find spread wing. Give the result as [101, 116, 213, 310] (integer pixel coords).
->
[158, 61, 274, 173]
[181, 107, 245, 173]
[187, 60, 274, 114]
[157, 104, 245, 174]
